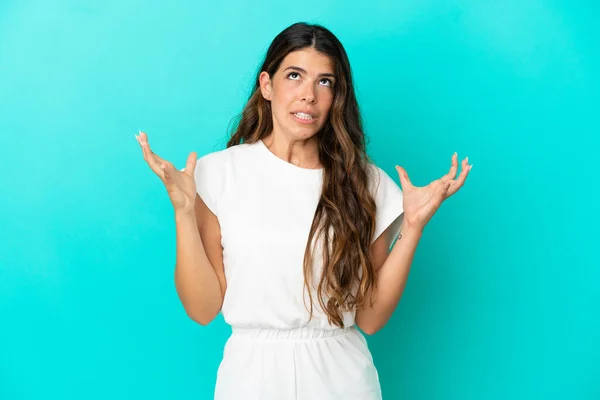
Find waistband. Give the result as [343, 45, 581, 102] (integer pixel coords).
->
[230, 325, 356, 341]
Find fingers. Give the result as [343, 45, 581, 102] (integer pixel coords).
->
[442, 152, 469, 182]
[135, 131, 196, 192]
[162, 162, 172, 183]
[182, 152, 198, 177]
[395, 165, 413, 190]
[136, 132, 161, 176]
[442, 152, 460, 182]
[140, 131, 167, 164]
[136, 131, 172, 179]
[446, 156, 472, 198]
[434, 177, 452, 196]
[159, 157, 180, 190]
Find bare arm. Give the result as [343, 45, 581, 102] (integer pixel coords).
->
[135, 131, 226, 326]
[355, 219, 422, 335]
[356, 151, 470, 334]
[174, 194, 226, 325]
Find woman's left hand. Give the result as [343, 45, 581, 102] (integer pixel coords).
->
[395, 153, 472, 232]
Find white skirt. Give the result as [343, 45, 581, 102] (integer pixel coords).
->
[214, 325, 383, 400]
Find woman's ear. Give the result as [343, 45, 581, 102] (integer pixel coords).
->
[259, 71, 272, 101]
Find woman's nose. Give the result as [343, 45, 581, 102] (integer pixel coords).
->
[301, 83, 317, 103]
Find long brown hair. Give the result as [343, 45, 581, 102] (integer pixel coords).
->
[227, 22, 378, 328]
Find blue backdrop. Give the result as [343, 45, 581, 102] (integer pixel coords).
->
[1, 1, 598, 399]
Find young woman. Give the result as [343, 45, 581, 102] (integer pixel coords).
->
[136, 22, 470, 400]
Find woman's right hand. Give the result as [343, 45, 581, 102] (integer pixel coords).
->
[136, 131, 198, 215]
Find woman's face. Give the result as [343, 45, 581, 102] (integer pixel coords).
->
[260, 48, 336, 141]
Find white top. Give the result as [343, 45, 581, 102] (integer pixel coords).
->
[194, 139, 404, 331]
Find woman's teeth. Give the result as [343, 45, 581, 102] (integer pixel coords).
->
[294, 112, 314, 120]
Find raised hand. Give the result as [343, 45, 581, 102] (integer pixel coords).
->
[395, 152, 472, 232]
[136, 131, 198, 214]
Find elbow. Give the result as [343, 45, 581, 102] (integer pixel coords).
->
[194, 318, 213, 327]
[357, 321, 383, 336]
[186, 309, 217, 326]
[361, 326, 381, 336]
[175, 279, 223, 326]
[182, 304, 219, 326]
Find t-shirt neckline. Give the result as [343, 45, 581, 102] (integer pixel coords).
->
[257, 139, 324, 174]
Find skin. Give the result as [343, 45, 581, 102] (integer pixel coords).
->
[355, 154, 471, 334]
[258, 47, 336, 169]
[135, 47, 472, 333]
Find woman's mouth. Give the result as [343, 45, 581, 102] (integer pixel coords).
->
[291, 112, 317, 124]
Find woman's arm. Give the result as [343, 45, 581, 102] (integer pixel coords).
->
[356, 153, 469, 334]
[355, 221, 422, 335]
[174, 194, 226, 325]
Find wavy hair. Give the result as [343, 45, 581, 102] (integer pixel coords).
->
[226, 22, 378, 328]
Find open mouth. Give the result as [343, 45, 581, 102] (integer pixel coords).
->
[291, 112, 317, 124]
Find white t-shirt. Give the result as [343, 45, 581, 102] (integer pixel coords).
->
[194, 139, 404, 331]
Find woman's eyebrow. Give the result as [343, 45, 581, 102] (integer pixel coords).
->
[283, 66, 336, 79]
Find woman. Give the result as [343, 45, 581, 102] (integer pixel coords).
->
[136, 22, 471, 400]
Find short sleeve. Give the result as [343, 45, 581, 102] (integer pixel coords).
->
[369, 164, 404, 248]
[191, 151, 227, 216]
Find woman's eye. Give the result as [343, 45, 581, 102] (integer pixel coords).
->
[287, 72, 333, 87]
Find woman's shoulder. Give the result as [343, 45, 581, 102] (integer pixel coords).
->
[364, 161, 403, 203]
[365, 162, 387, 189]
[196, 142, 254, 165]
[193, 143, 255, 214]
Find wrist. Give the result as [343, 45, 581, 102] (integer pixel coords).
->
[400, 221, 424, 238]
[175, 208, 196, 222]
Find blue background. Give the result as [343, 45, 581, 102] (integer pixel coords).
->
[1, 1, 598, 399]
